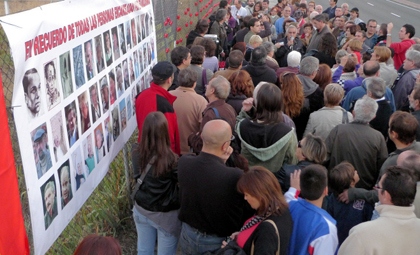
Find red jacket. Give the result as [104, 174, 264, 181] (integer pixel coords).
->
[391, 39, 415, 69]
[135, 83, 180, 155]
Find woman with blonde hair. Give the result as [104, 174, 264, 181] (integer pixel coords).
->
[223, 166, 293, 255]
[371, 46, 398, 87]
[280, 72, 304, 119]
[304, 83, 353, 140]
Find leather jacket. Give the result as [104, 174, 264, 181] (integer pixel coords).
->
[134, 162, 180, 212]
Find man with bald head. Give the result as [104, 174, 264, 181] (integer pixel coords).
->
[178, 120, 250, 255]
[342, 61, 396, 111]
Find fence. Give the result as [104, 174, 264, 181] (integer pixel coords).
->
[0, 0, 220, 253]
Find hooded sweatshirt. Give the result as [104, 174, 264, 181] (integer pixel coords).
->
[237, 118, 298, 172]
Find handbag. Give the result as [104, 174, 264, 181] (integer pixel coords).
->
[202, 241, 247, 255]
[130, 142, 154, 201]
[205, 219, 280, 255]
[341, 108, 349, 124]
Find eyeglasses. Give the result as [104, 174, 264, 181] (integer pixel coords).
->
[224, 135, 235, 145]
[280, 72, 294, 84]
[374, 184, 383, 190]
[282, 72, 293, 77]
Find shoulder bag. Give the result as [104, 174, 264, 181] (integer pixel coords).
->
[251, 219, 280, 255]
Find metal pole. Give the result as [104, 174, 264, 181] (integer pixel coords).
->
[4, 0, 9, 15]
[122, 144, 132, 208]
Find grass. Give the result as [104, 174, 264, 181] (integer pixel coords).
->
[46, 142, 138, 254]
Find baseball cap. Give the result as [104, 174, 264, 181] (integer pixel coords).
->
[151, 61, 176, 81]
[350, 7, 359, 13]
[33, 128, 45, 142]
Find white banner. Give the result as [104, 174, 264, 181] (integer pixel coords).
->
[1, 0, 156, 253]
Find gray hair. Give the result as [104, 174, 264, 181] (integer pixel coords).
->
[286, 25, 298, 35]
[287, 51, 301, 67]
[406, 50, 420, 68]
[262, 41, 276, 54]
[178, 68, 198, 88]
[209, 75, 231, 99]
[299, 56, 319, 76]
[335, 49, 348, 64]
[366, 77, 386, 99]
[45, 181, 56, 194]
[215, 9, 227, 22]
[354, 96, 378, 123]
[60, 165, 70, 180]
[309, 11, 319, 20]
[410, 44, 420, 51]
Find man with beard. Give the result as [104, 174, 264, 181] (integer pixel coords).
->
[23, 68, 43, 118]
[34, 128, 52, 179]
[43, 181, 58, 229]
[245, 0, 254, 16]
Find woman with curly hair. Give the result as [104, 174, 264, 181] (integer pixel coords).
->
[280, 72, 304, 119]
[312, 32, 337, 67]
[227, 70, 254, 114]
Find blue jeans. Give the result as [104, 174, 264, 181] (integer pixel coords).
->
[133, 207, 179, 255]
[179, 222, 225, 255]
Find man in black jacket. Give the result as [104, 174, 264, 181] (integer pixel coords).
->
[178, 120, 251, 255]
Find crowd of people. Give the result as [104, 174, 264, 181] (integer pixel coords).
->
[128, 0, 420, 255]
